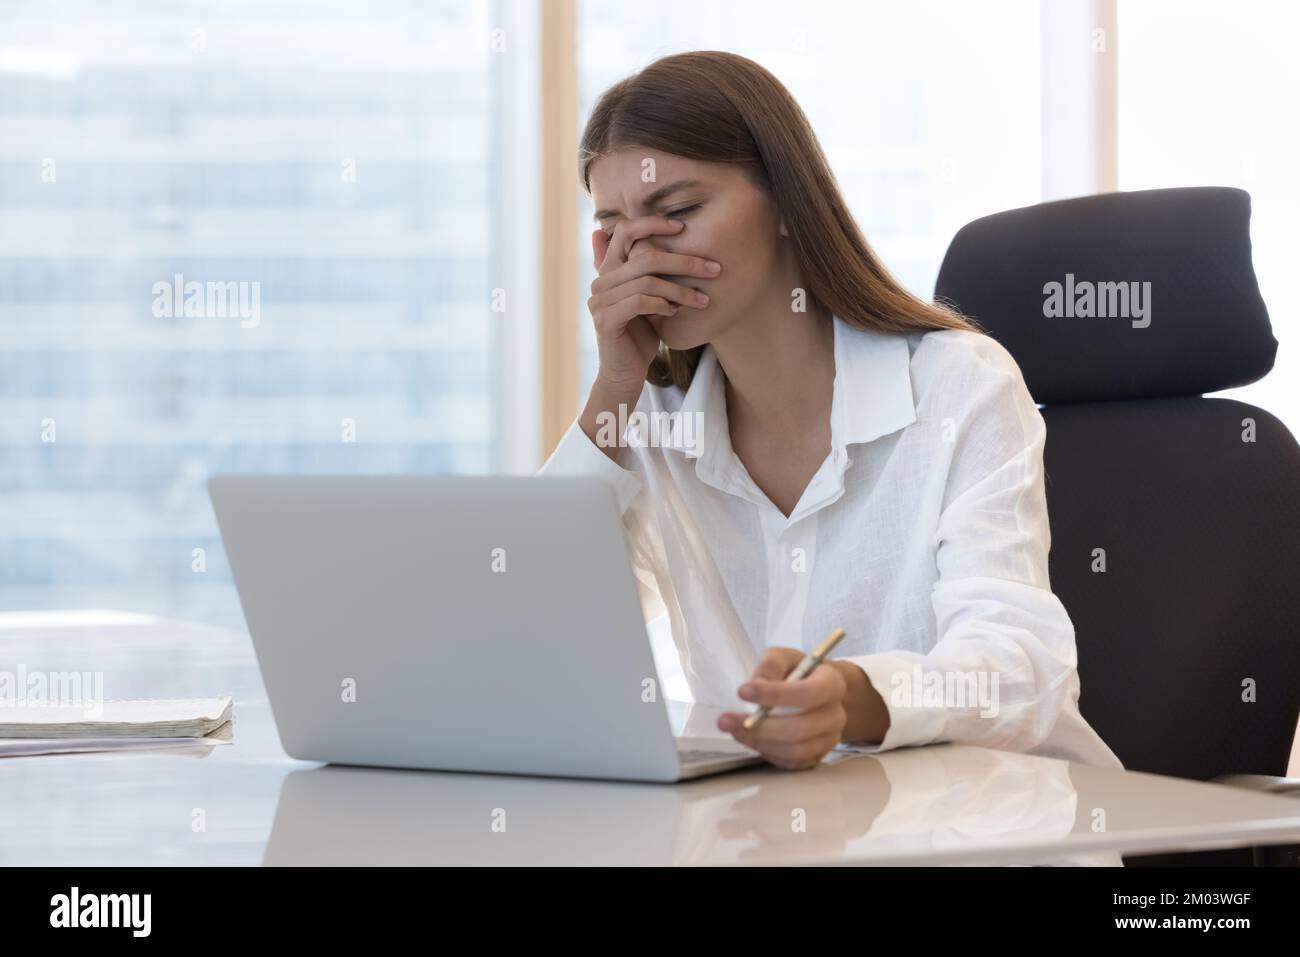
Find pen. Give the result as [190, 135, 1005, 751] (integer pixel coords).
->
[741, 627, 847, 730]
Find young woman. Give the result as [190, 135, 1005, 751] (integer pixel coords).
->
[542, 51, 1121, 772]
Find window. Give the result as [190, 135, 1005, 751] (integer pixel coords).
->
[15, 0, 1264, 639]
[1119, 0, 1299, 433]
[0, 0, 498, 626]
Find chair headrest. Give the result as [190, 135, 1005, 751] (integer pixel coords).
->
[933, 187, 1277, 403]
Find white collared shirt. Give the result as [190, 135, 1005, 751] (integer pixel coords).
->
[541, 316, 1122, 769]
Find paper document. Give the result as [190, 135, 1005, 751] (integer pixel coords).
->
[0, 694, 234, 758]
[0, 719, 234, 757]
[0, 695, 233, 739]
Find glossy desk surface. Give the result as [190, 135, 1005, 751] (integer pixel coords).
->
[3, 612, 1300, 866]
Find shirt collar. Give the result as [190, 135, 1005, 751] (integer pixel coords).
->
[669, 313, 916, 464]
[827, 314, 918, 450]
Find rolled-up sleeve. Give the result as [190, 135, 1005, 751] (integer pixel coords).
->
[838, 350, 1101, 763]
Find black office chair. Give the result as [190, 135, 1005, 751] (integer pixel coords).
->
[933, 187, 1300, 866]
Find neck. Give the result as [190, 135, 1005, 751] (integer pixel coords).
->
[712, 296, 836, 436]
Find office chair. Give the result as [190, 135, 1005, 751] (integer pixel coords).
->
[933, 187, 1300, 866]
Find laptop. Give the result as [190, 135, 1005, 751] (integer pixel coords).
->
[208, 475, 763, 782]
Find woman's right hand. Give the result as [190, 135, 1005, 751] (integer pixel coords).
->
[586, 215, 721, 392]
[577, 215, 720, 459]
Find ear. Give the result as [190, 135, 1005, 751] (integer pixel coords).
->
[778, 218, 790, 239]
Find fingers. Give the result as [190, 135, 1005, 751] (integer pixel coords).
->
[589, 291, 678, 340]
[588, 274, 709, 316]
[593, 248, 721, 296]
[749, 647, 804, 681]
[740, 647, 845, 709]
[584, 212, 720, 389]
[727, 700, 845, 743]
[717, 653, 849, 769]
[739, 659, 845, 711]
[598, 215, 684, 273]
[719, 706, 844, 770]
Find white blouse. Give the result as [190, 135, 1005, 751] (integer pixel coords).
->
[541, 315, 1122, 769]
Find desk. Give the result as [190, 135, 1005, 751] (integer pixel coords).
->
[3, 612, 1299, 866]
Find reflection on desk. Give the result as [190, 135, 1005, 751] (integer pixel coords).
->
[5, 612, 1300, 867]
[264, 744, 1107, 866]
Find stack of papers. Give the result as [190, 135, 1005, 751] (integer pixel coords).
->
[0, 696, 234, 757]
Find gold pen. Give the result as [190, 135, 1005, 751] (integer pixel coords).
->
[741, 627, 847, 730]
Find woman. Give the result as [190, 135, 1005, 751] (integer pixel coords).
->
[543, 50, 1121, 772]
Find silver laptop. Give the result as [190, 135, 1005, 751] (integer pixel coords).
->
[208, 475, 762, 782]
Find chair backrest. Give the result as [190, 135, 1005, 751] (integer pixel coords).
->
[934, 187, 1300, 781]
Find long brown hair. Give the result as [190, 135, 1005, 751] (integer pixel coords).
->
[579, 50, 984, 390]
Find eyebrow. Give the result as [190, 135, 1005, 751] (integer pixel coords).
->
[592, 179, 703, 223]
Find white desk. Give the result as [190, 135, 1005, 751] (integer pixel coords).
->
[3, 612, 1299, 866]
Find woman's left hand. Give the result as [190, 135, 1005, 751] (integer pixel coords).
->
[717, 647, 850, 770]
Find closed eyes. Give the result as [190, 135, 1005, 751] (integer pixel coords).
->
[599, 203, 702, 238]
[665, 203, 702, 220]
